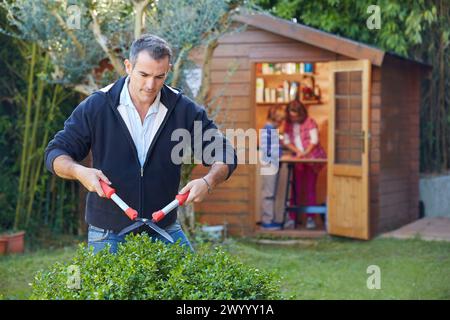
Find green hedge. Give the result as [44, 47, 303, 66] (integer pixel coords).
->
[30, 234, 282, 300]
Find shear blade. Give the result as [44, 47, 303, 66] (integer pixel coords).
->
[118, 221, 145, 236]
[144, 221, 174, 244]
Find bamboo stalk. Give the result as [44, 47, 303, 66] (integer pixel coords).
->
[428, 27, 436, 171]
[41, 86, 65, 227]
[50, 174, 56, 228]
[24, 53, 49, 225]
[71, 181, 76, 234]
[439, 36, 446, 170]
[15, 43, 37, 230]
[56, 178, 65, 233]
[25, 83, 59, 227]
[44, 174, 51, 225]
[438, 0, 447, 170]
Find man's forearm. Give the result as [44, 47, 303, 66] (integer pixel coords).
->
[53, 155, 110, 197]
[203, 162, 229, 190]
[53, 155, 84, 180]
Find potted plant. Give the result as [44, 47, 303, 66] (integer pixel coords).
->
[0, 230, 25, 254]
[0, 238, 8, 255]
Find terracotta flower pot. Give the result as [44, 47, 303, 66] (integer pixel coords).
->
[0, 238, 8, 256]
[0, 231, 25, 254]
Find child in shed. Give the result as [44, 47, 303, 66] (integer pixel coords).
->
[260, 105, 285, 230]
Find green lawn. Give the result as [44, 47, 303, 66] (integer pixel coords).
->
[0, 246, 77, 300]
[226, 237, 450, 299]
[1, 237, 449, 299]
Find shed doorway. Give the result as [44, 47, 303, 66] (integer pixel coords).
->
[253, 60, 371, 239]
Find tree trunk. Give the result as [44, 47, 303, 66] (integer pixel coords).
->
[90, 10, 126, 76]
[133, 0, 150, 39]
[196, 39, 218, 105]
[171, 44, 192, 88]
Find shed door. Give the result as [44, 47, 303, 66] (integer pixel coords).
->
[327, 60, 371, 240]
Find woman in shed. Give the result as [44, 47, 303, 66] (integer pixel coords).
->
[283, 100, 326, 229]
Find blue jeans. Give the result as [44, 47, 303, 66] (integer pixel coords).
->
[87, 221, 194, 254]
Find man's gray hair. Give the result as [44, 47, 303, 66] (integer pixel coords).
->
[129, 34, 173, 67]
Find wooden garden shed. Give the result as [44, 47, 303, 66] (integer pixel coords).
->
[191, 13, 431, 240]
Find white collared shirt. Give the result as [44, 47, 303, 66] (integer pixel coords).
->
[118, 77, 163, 167]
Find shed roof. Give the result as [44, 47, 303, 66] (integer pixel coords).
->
[234, 13, 431, 68]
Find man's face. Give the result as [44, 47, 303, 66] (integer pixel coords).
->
[124, 51, 171, 106]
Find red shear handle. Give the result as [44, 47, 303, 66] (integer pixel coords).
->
[152, 210, 165, 223]
[125, 208, 138, 220]
[176, 191, 190, 206]
[99, 180, 115, 198]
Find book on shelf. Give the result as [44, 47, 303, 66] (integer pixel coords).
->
[256, 77, 264, 103]
[289, 82, 299, 101]
[264, 88, 271, 103]
[276, 85, 284, 102]
[270, 88, 276, 103]
[283, 80, 290, 102]
[258, 62, 315, 75]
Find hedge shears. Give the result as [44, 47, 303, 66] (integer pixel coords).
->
[100, 180, 189, 243]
